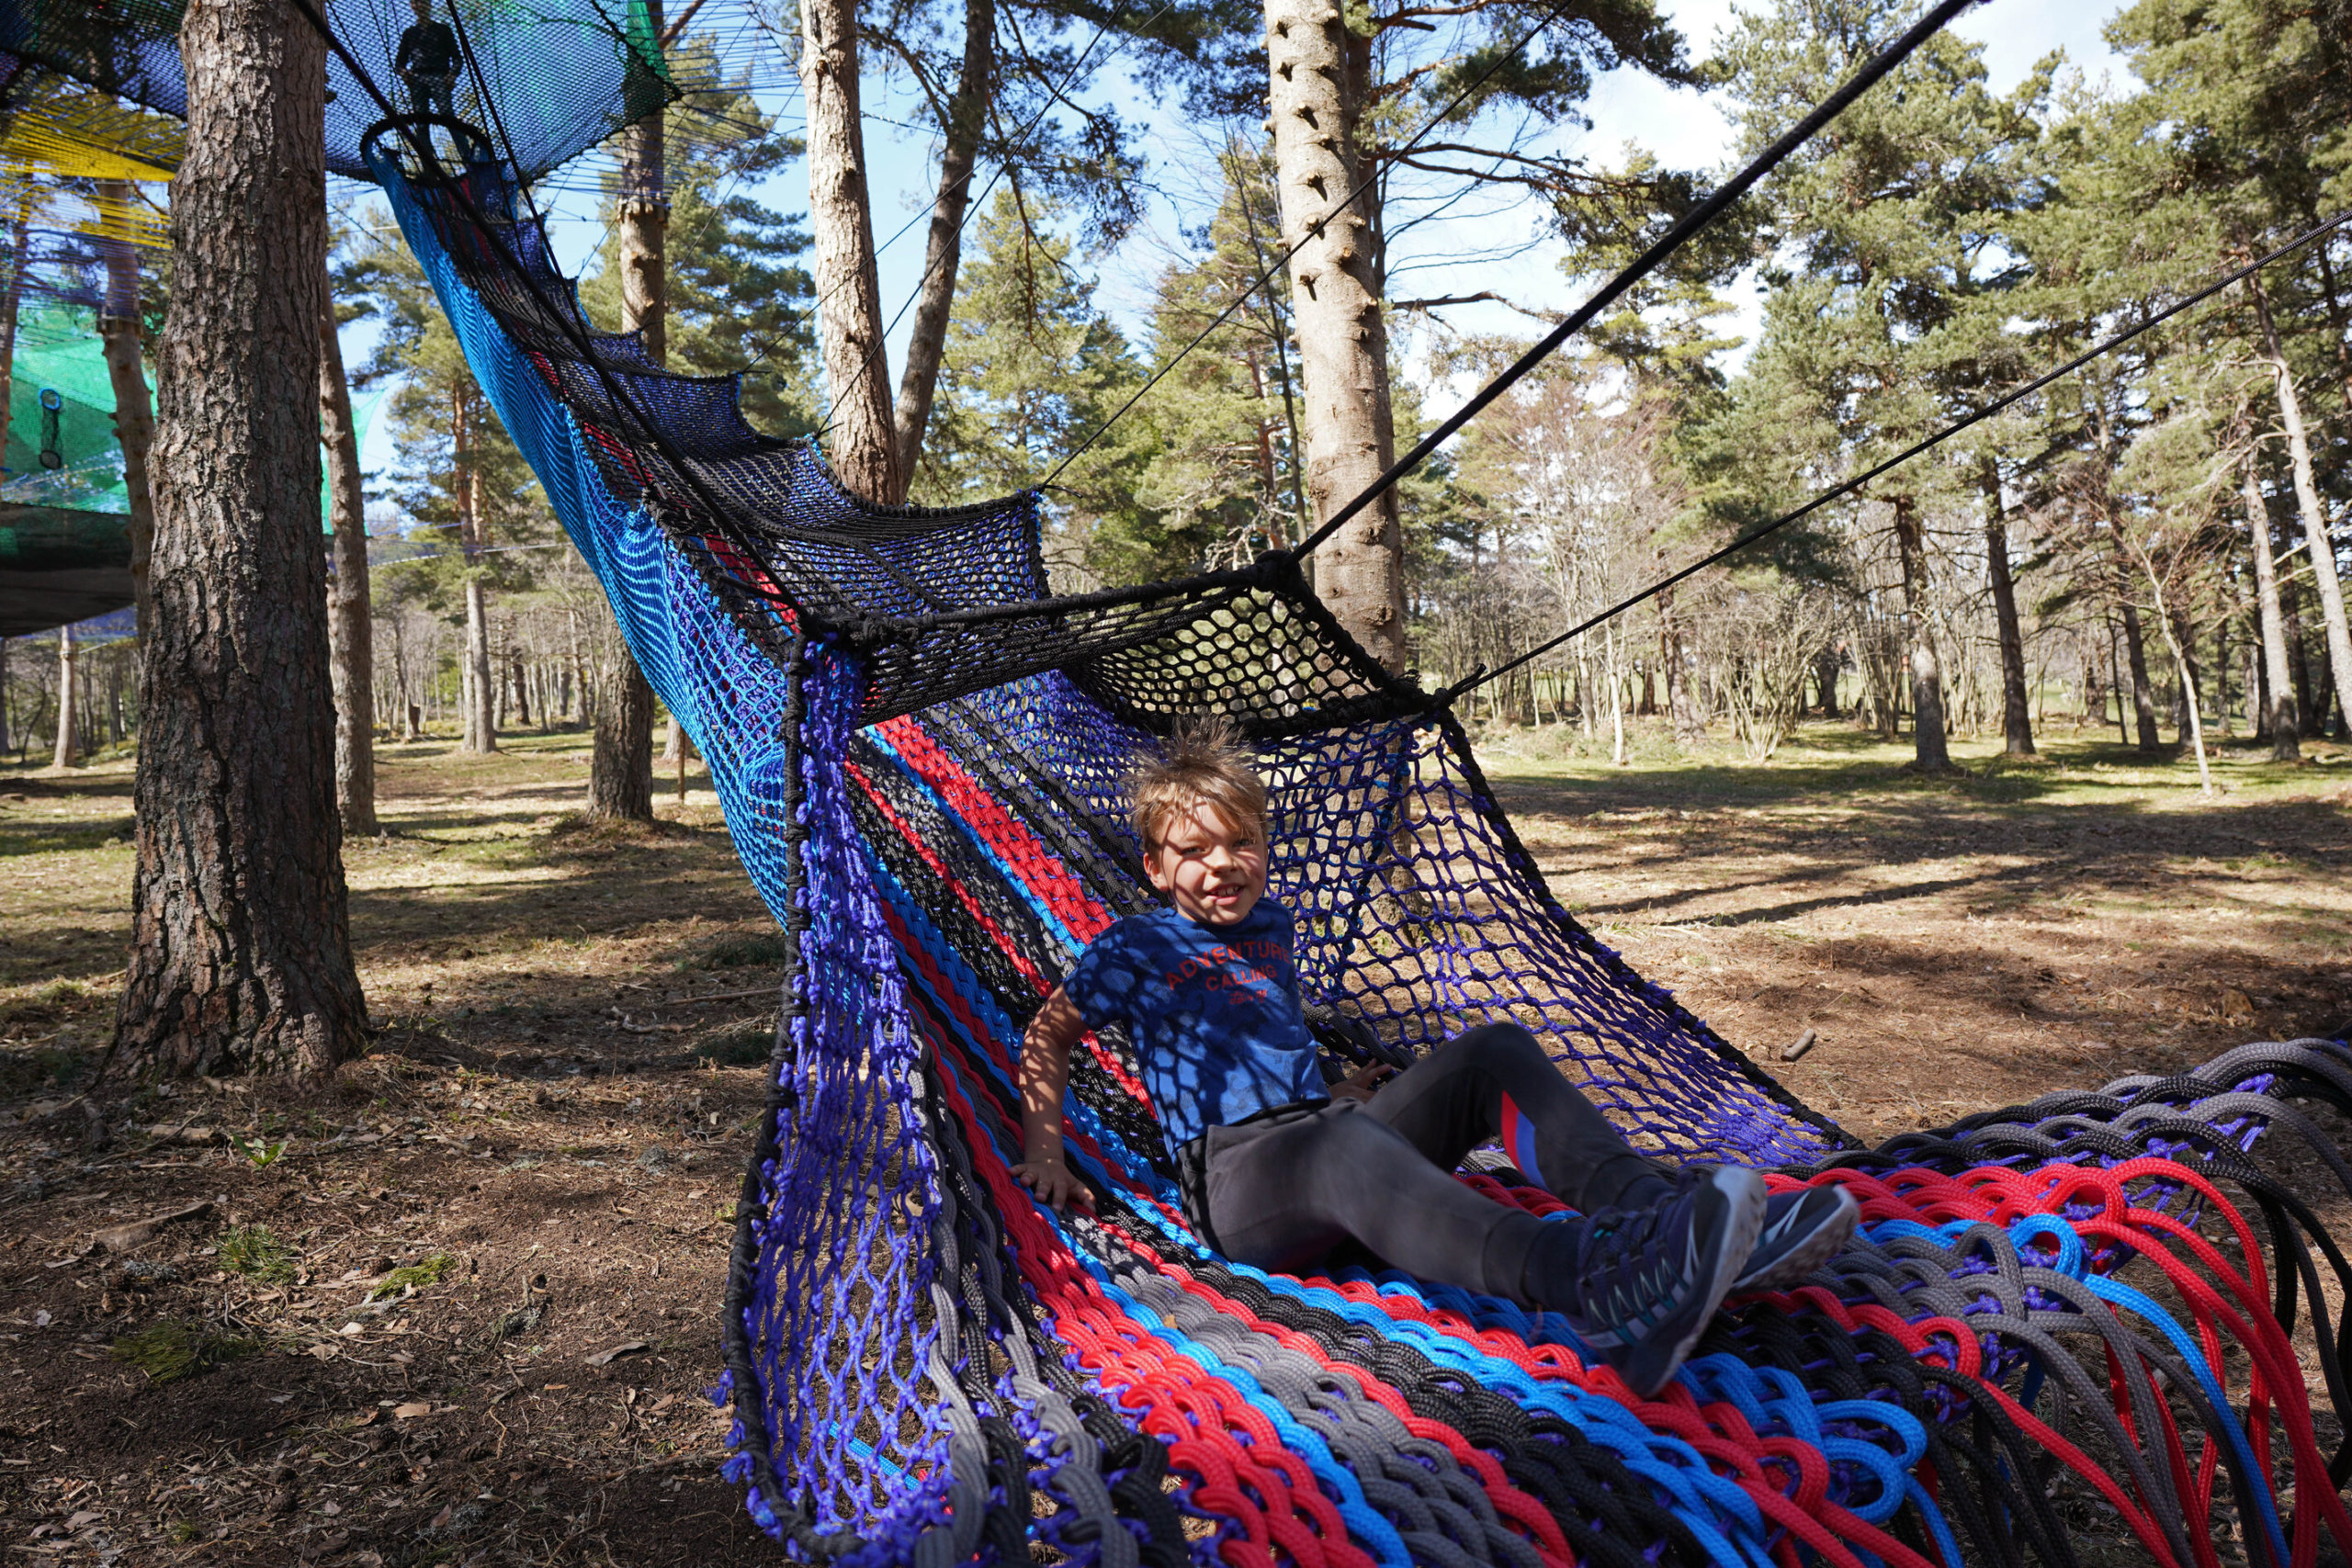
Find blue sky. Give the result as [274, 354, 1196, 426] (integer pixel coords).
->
[352, 0, 2131, 503]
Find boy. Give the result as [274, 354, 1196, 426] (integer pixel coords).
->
[1012, 721, 1857, 1397]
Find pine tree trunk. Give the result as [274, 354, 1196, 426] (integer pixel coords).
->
[1980, 461, 2033, 756]
[586, 602, 653, 821]
[586, 66, 665, 819]
[1264, 0, 1405, 672]
[618, 60, 668, 367]
[0, 638, 10, 755]
[319, 262, 377, 835]
[2213, 615, 2232, 735]
[463, 576, 497, 753]
[50, 623, 78, 771]
[510, 649, 531, 728]
[1892, 499, 1952, 773]
[799, 0, 903, 503]
[2249, 276, 2352, 737]
[2117, 598, 2160, 753]
[115, 0, 367, 1078]
[96, 181, 158, 640]
[892, 0, 993, 479]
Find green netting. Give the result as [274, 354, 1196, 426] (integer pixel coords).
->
[3, 306, 130, 509]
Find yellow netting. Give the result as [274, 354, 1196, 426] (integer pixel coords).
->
[0, 74, 176, 251]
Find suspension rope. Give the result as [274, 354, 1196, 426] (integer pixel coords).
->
[1037, 0, 1597, 491]
[1451, 204, 2352, 702]
[1283, 0, 1983, 566]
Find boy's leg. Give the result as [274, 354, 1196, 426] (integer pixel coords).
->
[1369, 1021, 1859, 1296]
[1204, 1104, 1552, 1301]
[1364, 1022, 1669, 1213]
[1205, 1100, 1770, 1398]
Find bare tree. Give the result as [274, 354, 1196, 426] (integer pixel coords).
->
[115, 0, 368, 1077]
[2241, 457, 2300, 760]
[2247, 272, 2352, 736]
[49, 625, 79, 772]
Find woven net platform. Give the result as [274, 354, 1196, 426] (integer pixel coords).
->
[364, 121, 2352, 1567]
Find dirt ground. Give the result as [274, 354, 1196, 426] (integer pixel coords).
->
[1477, 719, 2352, 1145]
[1, 718, 2347, 1566]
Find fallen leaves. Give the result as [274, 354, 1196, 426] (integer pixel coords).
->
[582, 1340, 650, 1367]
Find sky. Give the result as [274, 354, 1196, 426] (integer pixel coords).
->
[352, 0, 2132, 504]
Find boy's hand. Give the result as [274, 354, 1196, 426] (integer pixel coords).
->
[1333, 1061, 1396, 1103]
[1012, 1155, 1094, 1213]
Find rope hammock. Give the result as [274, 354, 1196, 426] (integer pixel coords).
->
[353, 116, 2352, 1565]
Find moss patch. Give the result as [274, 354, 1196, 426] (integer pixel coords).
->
[368, 1251, 457, 1301]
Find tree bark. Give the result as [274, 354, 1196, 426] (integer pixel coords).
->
[115, 0, 367, 1078]
[1979, 460, 2033, 756]
[618, 8, 668, 370]
[1891, 498, 1953, 773]
[2213, 614, 2231, 735]
[586, 601, 654, 821]
[2242, 460, 2298, 761]
[96, 181, 159, 640]
[891, 0, 993, 479]
[2116, 595, 2160, 753]
[2249, 275, 2352, 738]
[1265, 0, 1405, 673]
[800, 0, 903, 503]
[319, 263, 377, 836]
[463, 576, 496, 753]
[0, 200, 25, 464]
[1812, 643, 1840, 719]
[585, 58, 666, 818]
[50, 623, 79, 771]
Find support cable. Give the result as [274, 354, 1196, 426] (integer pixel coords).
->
[1452, 203, 2352, 702]
[1283, 0, 1983, 566]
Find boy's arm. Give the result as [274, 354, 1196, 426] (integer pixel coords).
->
[1010, 987, 1093, 1213]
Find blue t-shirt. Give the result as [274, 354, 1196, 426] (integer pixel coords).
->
[1061, 897, 1325, 1147]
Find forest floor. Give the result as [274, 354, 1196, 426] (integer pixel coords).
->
[0, 718, 2348, 1566]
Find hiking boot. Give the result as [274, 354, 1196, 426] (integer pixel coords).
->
[1540, 1165, 1767, 1398]
[1729, 1183, 1859, 1293]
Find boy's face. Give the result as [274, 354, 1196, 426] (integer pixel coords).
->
[1144, 800, 1267, 926]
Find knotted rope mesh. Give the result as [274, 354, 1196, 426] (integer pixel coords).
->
[368, 125, 2352, 1567]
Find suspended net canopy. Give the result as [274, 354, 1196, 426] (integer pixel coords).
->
[0, 501, 130, 635]
[365, 121, 2352, 1567]
[0, 0, 670, 183]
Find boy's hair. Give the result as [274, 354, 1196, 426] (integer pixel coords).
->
[1128, 715, 1267, 852]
